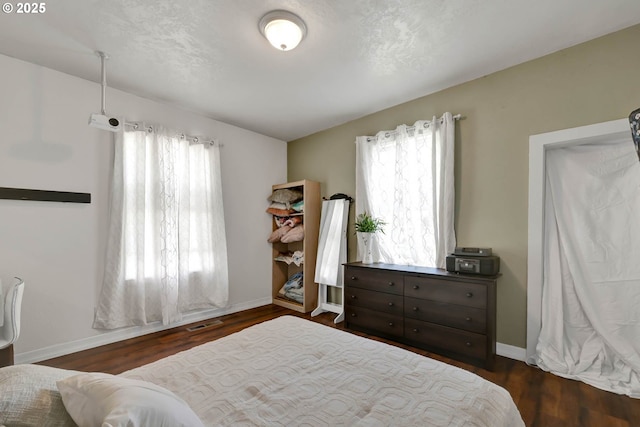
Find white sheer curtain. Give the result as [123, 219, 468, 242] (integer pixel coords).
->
[533, 140, 640, 397]
[355, 113, 456, 268]
[94, 125, 229, 329]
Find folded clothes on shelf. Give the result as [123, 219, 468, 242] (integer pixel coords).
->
[281, 225, 304, 243]
[284, 272, 303, 290]
[284, 286, 303, 303]
[268, 188, 303, 209]
[274, 251, 304, 266]
[278, 272, 304, 304]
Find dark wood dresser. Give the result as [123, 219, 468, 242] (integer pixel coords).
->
[344, 262, 497, 370]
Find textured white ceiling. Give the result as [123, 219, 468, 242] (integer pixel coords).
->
[1, 0, 639, 141]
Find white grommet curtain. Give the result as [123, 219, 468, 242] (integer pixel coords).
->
[94, 125, 228, 329]
[355, 113, 456, 268]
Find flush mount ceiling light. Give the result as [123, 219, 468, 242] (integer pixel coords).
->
[259, 10, 307, 51]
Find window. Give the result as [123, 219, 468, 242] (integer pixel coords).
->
[94, 125, 228, 329]
[355, 114, 456, 268]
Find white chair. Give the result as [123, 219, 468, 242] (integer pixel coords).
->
[0, 277, 25, 366]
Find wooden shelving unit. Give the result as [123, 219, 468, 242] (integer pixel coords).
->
[269, 180, 321, 313]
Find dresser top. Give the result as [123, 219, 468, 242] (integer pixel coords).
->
[344, 262, 500, 281]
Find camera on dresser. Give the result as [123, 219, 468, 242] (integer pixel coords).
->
[344, 262, 498, 370]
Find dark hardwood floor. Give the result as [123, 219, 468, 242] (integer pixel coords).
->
[39, 304, 640, 427]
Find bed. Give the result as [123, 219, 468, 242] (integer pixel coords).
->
[0, 315, 524, 426]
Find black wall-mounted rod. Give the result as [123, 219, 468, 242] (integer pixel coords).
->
[0, 187, 91, 203]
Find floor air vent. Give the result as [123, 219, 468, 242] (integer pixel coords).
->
[186, 320, 223, 332]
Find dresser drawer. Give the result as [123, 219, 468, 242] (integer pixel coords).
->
[405, 318, 486, 360]
[345, 287, 403, 315]
[405, 297, 486, 333]
[344, 267, 403, 295]
[345, 306, 403, 338]
[404, 276, 487, 309]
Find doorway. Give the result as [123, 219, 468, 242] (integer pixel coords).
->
[527, 118, 640, 396]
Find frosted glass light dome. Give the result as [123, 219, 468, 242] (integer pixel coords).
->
[259, 11, 307, 51]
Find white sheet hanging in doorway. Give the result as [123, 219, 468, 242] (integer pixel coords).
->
[533, 139, 640, 397]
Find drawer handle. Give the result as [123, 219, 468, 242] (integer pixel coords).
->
[388, 282, 395, 287]
[388, 302, 394, 307]
[466, 292, 473, 298]
[388, 322, 394, 327]
[350, 295, 357, 299]
[413, 285, 419, 290]
[466, 342, 472, 347]
[412, 307, 419, 311]
[351, 276, 357, 280]
[412, 328, 419, 333]
[351, 313, 357, 317]
[465, 317, 472, 322]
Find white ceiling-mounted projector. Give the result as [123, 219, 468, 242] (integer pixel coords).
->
[89, 113, 120, 132]
[89, 51, 121, 132]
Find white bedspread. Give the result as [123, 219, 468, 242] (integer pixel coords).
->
[123, 316, 524, 426]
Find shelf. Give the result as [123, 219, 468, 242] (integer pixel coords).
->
[270, 180, 320, 314]
[274, 250, 304, 266]
[273, 295, 305, 312]
[0, 187, 91, 203]
[269, 212, 304, 217]
[274, 260, 304, 265]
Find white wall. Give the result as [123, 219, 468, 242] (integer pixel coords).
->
[0, 54, 287, 362]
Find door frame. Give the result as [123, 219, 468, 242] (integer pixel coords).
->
[526, 118, 630, 362]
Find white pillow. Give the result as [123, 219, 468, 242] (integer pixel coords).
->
[56, 372, 204, 427]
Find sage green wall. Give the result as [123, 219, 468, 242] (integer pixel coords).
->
[287, 24, 640, 348]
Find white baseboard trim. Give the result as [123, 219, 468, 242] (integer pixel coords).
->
[16, 297, 272, 365]
[496, 342, 526, 362]
[17, 302, 528, 365]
